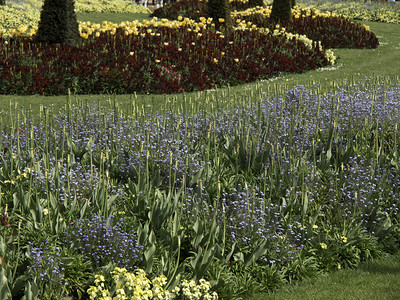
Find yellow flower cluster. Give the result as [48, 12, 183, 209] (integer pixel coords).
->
[77, 17, 213, 40]
[270, 25, 336, 65]
[0, 4, 39, 34]
[232, 5, 337, 21]
[181, 279, 218, 300]
[88, 268, 218, 300]
[88, 268, 171, 300]
[299, 1, 400, 24]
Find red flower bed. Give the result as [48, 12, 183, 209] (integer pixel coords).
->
[239, 10, 379, 49]
[153, 0, 379, 49]
[0, 24, 329, 95]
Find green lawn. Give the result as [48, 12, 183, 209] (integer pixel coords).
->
[255, 253, 400, 300]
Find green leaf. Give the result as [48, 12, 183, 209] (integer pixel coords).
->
[0, 267, 12, 300]
[244, 240, 268, 267]
[21, 281, 39, 300]
[11, 274, 28, 295]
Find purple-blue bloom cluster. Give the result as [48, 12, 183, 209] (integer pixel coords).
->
[1, 78, 400, 267]
[27, 242, 66, 297]
[60, 215, 142, 270]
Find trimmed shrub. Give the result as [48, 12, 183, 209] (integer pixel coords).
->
[35, 0, 81, 45]
[270, 0, 293, 22]
[207, 0, 233, 29]
[248, 0, 264, 8]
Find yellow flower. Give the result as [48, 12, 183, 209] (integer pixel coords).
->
[320, 242, 327, 249]
[213, 58, 218, 64]
[341, 236, 347, 243]
[155, 59, 161, 63]
[234, 58, 239, 63]
[337, 262, 341, 269]
[218, 18, 225, 23]
[129, 52, 134, 56]
[178, 16, 183, 21]
[312, 224, 318, 229]
[87, 286, 98, 300]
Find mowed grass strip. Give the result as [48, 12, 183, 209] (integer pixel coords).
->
[252, 253, 400, 300]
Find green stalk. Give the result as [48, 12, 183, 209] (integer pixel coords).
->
[12, 220, 22, 281]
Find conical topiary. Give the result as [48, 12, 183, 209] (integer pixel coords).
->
[207, 0, 233, 30]
[35, 0, 81, 46]
[248, 0, 264, 8]
[270, 0, 293, 23]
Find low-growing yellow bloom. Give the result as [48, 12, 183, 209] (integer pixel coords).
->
[320, 242, 327, 249]
[218, 18, 225, 23]
[341, 236, 348, 243]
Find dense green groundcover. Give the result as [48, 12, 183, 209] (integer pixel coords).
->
[1, 0, 400, 300]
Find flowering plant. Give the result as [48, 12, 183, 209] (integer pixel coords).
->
[87, 267, 218, 300]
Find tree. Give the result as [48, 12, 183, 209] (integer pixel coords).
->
[248, 0, 264, 8]
[35, 0, 81, 46]
[207, 0, 232, 30]
[270, 0, 293, 23]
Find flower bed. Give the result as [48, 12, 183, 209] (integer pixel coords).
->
[1, 77, 400, 298]
[0, 19, 331, 95]
[154, 1, 379, 49]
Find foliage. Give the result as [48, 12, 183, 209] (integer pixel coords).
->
[1, 76, 400, 298]
[35, 0, 81, 45]
[248, 0, 264, 8]
[207, 0, 233, 29]
[270, 0, 293, 22]
[1, 0, 399, 299]
[152, 0, 249, 20]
